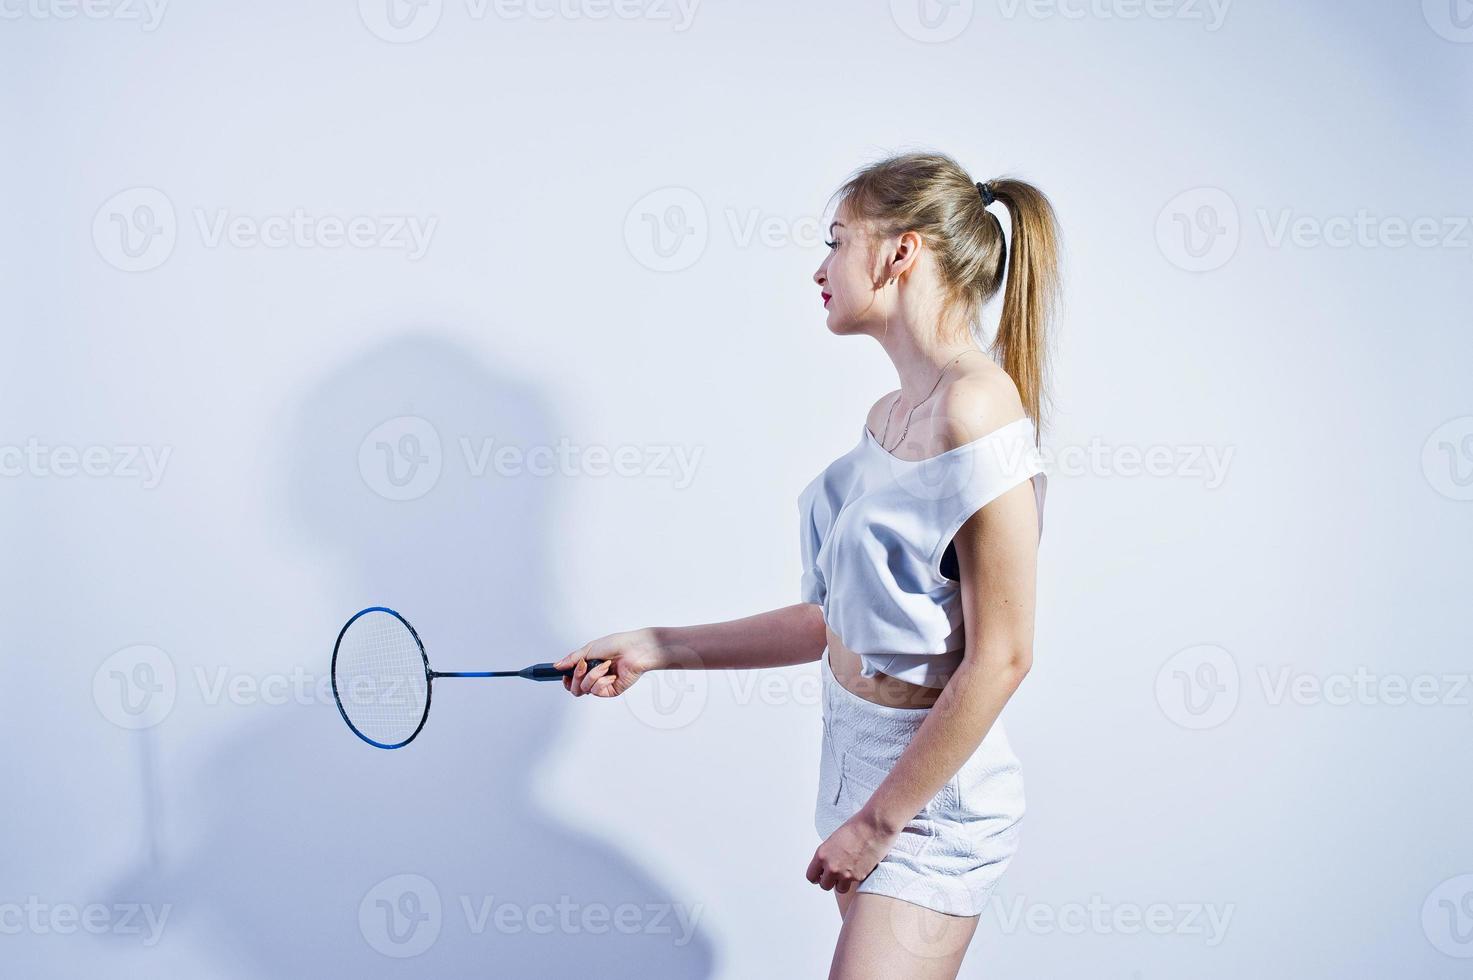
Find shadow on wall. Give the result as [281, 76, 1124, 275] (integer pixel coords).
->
[107, 331, 715, 978]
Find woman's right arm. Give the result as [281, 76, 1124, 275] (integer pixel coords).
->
[553, 602, 828, 698]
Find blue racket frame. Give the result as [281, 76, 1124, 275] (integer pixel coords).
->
[331, 605, 604, 749]
[331, 606, 447, 750]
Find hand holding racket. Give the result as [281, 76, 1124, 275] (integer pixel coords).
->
[552, 630, 662, 698]
[330, 606, 608, 749]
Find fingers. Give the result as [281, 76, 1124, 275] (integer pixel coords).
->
[555, 645, 624, 698]
[589, 671, 620, 698]
[553, 645, 586, 671]
[556, 646, 591, 696]
[558, 653, 615, 698]
[555, 655, 585, 696]
[807, 853, 837, 891]
[577, 658, 614, 695]
[806, 849, 855, 893]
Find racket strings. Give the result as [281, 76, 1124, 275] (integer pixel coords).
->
[335, 611, 429, 746]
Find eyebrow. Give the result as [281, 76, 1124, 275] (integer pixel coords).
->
[828, 221, 846, 232]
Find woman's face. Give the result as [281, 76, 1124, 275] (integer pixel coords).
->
[812, 206, 888, 336]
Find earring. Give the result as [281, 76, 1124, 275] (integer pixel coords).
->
[882, 277, 895, 339]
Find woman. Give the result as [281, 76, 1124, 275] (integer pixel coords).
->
[553, 151, 1059, 978]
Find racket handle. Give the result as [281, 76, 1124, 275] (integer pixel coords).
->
[523, 658, 606, 682]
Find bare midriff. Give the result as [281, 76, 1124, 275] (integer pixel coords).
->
[825, 624, 948, 709]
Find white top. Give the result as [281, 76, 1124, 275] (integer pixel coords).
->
[797, 415, 1048, 689]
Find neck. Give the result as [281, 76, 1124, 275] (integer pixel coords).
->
[875, 302, 977, 402]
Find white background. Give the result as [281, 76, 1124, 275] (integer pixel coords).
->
[3, 0, 1471, 976]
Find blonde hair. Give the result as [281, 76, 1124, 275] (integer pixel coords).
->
[827, 151, 1062, 440]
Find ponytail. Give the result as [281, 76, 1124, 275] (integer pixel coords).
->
[986, 177, 1061, 444]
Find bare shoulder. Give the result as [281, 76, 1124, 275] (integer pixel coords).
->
[934, 360, 1026, 449]
[864, 390, 902, 439]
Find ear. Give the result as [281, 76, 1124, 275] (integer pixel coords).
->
[886, 229, 923, 281]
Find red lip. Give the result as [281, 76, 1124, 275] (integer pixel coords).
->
[821, 292, 831, 306]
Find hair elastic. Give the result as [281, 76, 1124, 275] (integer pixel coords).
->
[976, 181, 996, 206]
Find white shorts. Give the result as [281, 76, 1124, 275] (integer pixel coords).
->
[815, 646, 1025, 917]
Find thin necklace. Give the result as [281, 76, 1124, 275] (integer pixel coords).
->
[879, 348, 981, 454]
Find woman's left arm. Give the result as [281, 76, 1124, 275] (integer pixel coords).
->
[857, 472, 1038, 837]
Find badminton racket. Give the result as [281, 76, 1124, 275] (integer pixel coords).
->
[330, 606, 603, 749]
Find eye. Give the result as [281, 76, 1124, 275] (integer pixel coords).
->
[824, 239, 839, 250]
